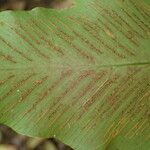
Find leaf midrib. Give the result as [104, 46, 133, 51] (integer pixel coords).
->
[0, 61, 149, 71]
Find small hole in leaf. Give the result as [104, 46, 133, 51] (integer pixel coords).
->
[0, 0, 74, 11]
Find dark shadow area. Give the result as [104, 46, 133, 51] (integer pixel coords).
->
[0, 124, 73, 150]
[0, 0, 73, 11]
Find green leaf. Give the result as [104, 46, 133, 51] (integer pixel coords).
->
[0, 0, 150, 149]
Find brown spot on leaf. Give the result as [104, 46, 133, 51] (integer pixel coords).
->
[35, 80, 43, 84]
[0, 80, 4, 84]
[105, 28, 115, 39]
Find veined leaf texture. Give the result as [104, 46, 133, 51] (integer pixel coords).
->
[0, 0, 150, 149]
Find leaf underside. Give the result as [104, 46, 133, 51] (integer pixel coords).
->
[0, 0, 150, 149]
